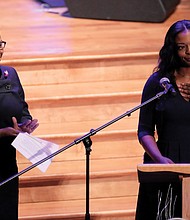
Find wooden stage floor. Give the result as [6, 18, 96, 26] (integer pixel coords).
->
[0, 0, 190, 61]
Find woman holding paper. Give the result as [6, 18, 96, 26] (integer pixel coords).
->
[0, 37, 39, 219]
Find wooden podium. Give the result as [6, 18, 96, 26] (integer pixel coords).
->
[137, 164, 190, 219]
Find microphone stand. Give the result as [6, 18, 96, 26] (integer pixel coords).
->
[0, 89, 167, 220]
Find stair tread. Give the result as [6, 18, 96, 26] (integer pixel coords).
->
[24, 79, 145, 99]
[18, 157, 142, 178]
[32, 122, 139, 137]
[19, 196, 137, 218]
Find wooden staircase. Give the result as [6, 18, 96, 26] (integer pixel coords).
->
[1, 0, 188, 219]
[2, 53, 156, 220]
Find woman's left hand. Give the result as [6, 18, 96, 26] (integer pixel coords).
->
[12, 117, 39, 134]
[177, 82, 190, 101]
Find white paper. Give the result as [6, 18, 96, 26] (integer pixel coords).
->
[12, 132, 59, 172]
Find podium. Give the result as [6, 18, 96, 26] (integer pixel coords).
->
[137, 164, 190, 219]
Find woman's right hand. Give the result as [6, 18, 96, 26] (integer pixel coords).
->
[155, 155, 174, 164]
[140, 135, 175, 164]
[0, 127, 20, 138]
[0, 117, 23, 138]
[178, 82, 190, 101]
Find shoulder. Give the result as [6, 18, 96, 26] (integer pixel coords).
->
[146, 71, 161, 85]
[0, 65, 17, 73]
[0, 65, 19, 79]
[142, 71, 163, 99]
[144, 71, 163, 90]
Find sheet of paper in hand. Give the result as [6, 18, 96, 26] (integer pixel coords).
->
[12, 132, 59, 172]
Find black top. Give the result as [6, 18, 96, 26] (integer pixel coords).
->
[138, 72, 190, 163]
[0, 65, 32, 178]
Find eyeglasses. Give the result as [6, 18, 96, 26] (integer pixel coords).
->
[0, 41, 6, 49]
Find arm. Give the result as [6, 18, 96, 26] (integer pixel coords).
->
[140, 135, 174, 164]
[13, 68, 39, 133]
[0, 66, 39, 137]
[0, 117, 39, 137]
[0, 127, 19, 138]
[138, 73, 174, 164]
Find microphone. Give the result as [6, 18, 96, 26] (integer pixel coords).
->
[159, 77, 177, 96]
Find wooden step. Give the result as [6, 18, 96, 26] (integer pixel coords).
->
[18, 163, 139, 219]
[19, 196, 137, 220]
[17, 130, 143, 164]
[33, 129, 141, 147]
[23, 80, 145, 99]
[16, 130, 143, 180]
[3, 53, 157, 86]
[18, 153, 143, 178]
[27, 93, 141, 136]
[19, 170, 138, 203]
[31, 116, 139, 136]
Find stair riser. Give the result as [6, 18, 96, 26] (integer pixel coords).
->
[19, 174, 138, 204]
[6, 57, 156, 86]
[17, 139, 142, 164]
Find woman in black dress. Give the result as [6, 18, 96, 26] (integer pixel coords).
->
[136, 20, 190, 220]
[0, 38, 39, 219]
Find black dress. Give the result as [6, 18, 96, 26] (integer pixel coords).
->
[136, 72, 190, 220]
[0, 65, 32, 220]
